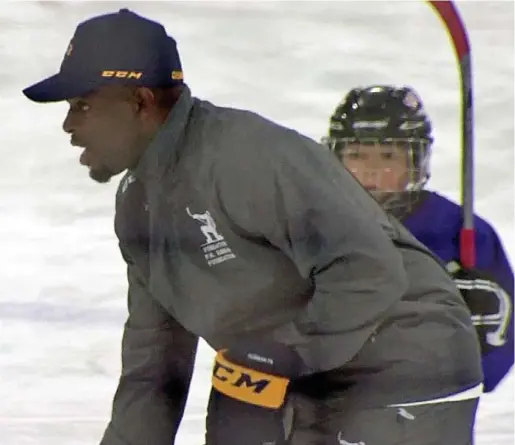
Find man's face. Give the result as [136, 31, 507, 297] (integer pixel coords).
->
[339, 142, 412, 197]
[63, 86, 146, 183]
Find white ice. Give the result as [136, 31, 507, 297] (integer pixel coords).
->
[0, 1, 513, 444]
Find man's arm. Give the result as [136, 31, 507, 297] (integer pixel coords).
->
[216, 125, 408, 372]
[100, 259, 198, 445]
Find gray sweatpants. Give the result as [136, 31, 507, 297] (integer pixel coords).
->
[206, 390, 479, 445]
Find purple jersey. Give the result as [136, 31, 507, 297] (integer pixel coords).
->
[403, 191, 514, 392]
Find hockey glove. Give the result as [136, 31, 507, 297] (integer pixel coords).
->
[206, 339, 304, 445]
[447, 261, 512, 354]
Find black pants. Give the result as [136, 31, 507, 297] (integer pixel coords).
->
[206, 390, 479, 445]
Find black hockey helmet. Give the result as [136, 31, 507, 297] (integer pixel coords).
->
[323, 85, 434, 215]
[327, 85, 433, 145]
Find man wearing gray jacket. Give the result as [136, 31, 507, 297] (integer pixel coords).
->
[24, 9, 483, 445]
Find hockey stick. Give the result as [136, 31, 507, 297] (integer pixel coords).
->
[428, 1, 475, 268]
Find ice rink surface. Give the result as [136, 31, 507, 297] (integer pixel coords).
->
[0, 1, 513, 444]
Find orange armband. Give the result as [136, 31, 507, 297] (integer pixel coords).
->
[211, 349, 290, 409]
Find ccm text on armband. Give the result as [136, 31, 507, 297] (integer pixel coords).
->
[211, 350, 290, 409]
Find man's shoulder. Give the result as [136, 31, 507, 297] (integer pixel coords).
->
[193, 97, 308, 145]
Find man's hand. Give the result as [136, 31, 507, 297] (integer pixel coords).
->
[206, 340, 304, 445]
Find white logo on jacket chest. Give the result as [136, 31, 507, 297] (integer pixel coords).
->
[186, 207, 236, 267]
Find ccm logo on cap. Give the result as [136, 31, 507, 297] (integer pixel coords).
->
[171, 70, 183, 80]
[101, 70, 143, 79]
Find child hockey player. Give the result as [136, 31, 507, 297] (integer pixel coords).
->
[323, 85, 513, 393]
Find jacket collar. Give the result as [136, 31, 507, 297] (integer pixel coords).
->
[131, 85, 194, 184]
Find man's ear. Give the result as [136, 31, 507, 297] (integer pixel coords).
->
[135, 87, 157, 115]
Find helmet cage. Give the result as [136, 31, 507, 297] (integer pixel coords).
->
[327, 136, 431, 192]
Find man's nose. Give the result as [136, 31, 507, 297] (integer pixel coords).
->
[62, 109, 75, 134]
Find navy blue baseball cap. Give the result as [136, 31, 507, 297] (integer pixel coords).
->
[23, 9, 184, 103]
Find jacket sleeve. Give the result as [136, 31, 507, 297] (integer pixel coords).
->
[100, 252, 198, 445]
[215, 124, 409, 371]
[470, 220, 514, 392]
[474, 217, 514, 296]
